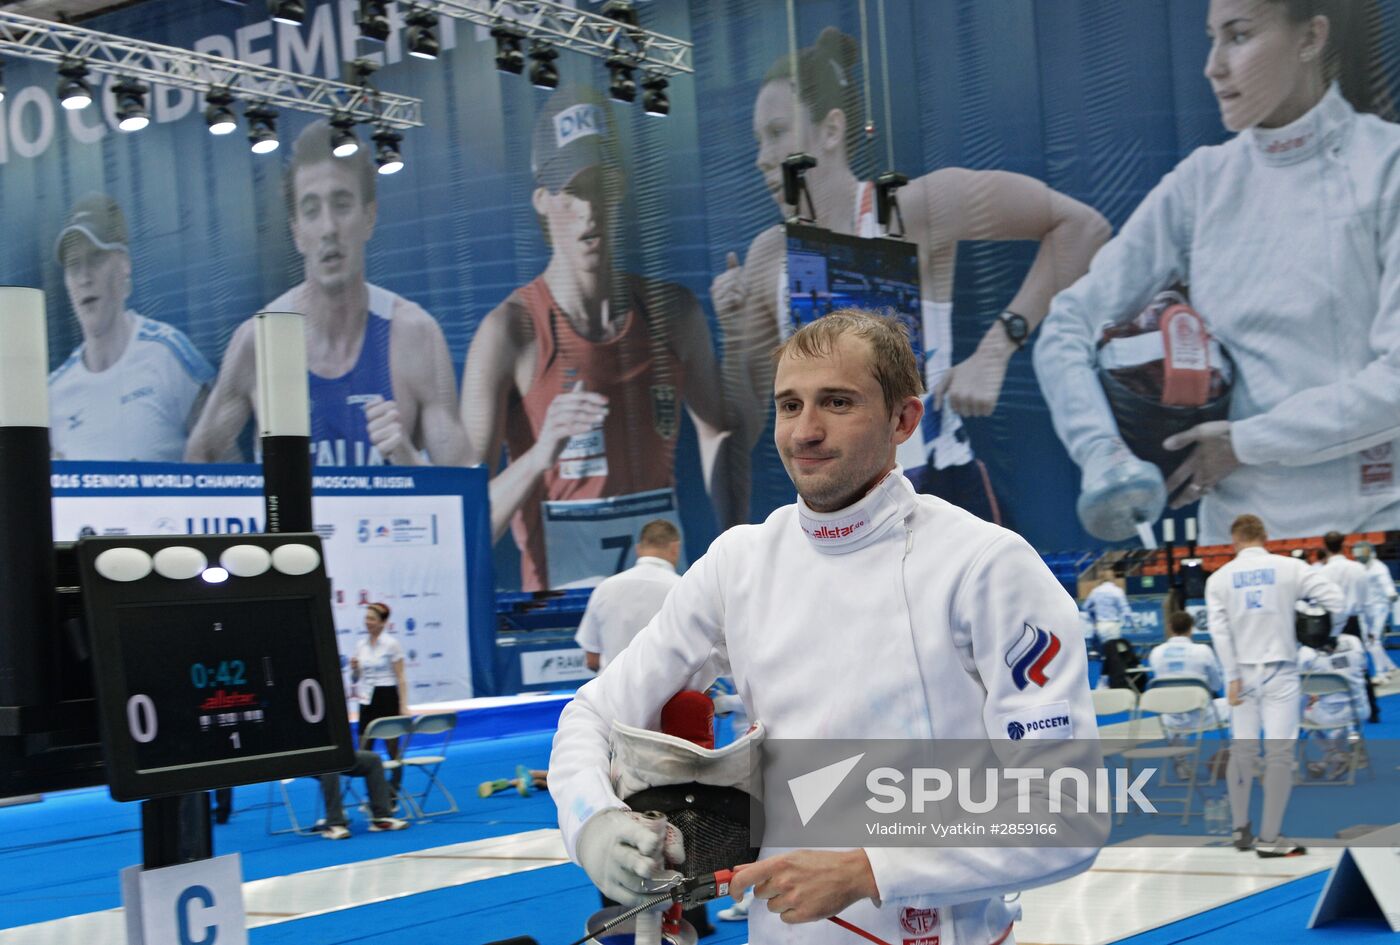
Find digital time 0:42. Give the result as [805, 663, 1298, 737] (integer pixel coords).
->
[190, 660, 246, 688]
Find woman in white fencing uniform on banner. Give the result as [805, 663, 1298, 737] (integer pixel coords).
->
[711, 26, 1109, 525]
[1033, 0, 1400, 545]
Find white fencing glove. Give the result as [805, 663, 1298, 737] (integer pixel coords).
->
[575, 809, 686, 905]
[1076, 438, 1166, 542]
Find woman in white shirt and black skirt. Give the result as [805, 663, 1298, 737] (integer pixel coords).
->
[351, 602, 410, 785]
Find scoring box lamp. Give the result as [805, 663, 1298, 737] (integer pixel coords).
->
[76, 534, 354, 801]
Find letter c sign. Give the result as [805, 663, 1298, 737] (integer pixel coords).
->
[177, 884, 217, 945]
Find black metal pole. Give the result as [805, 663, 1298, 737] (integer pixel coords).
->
[0, 288, 56, 711]
[142, 793, 212, 869]
[262, 435, 313, 534]
[0, 426, 55, 708]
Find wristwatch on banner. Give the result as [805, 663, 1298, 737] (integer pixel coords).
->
[998, 310, 1029, 349]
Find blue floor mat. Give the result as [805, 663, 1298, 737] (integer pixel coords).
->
[0, 729, 561, 929]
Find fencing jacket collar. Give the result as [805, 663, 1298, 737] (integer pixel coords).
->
[794, 465, 914, 554]
[1249, 81, 1351, 167]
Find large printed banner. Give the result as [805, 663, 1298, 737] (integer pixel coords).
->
[6, 1, 1400, 589]
[49, 462, 496, 700]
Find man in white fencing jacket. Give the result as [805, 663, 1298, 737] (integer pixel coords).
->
[550, 310, 1099, 945]
[1206, 514, 1342, 858]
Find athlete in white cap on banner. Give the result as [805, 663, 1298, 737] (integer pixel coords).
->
[49, 193, 215, 462]
[1205, 513, 1342, 857]
[550, 310, 1098, 945]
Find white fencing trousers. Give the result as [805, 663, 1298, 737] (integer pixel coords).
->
[1226, 662, 1300, 842]
[1361, 605, 1397, 673]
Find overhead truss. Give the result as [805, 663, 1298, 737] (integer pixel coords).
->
[0, 11, 423, 128]
[416, 0, 692, 76]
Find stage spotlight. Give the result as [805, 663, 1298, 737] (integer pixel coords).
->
[56, 58, 93, 111]
[267, 0, 305, 26]
[113, 77, 150, 132]
[0, 60, 6, 105]
[373, 127, 403, 175]
[492, 26, 525, 75]
[204, 88, 237, 135]
[405, 8, 439, 61]
[606, 56, 636, 103]
[330, 113, 359, 158]
[641, 74, 668, 117]
[601, 0, 638, 28]
[527, 43, 559, 90]
[246, 103, 279, 154]
[356, 0, 390, 43]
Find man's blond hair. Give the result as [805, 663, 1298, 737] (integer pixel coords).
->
[1230, 514, 1268, 544]
[772, 309, 924, 415]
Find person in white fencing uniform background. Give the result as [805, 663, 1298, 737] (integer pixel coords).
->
[1032, 0, 1400, 546]
[1352, 541, 1398, 677]
[549, 311, 1100, 945]
[1317, 531, 1383, 723]
[1148, 611, 1227, 739]
[1085, 578, 1132, 644]
[1296, 633, 1369, 779]
[1318, 532, 1367, 636]
[1206, 514, 1343, 858]
[574, 519, 684, 673]
[1085, 577, 1138, 691]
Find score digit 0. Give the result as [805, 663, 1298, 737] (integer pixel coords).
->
[298, 678, 325, 723]
[127, 694, 158, 744]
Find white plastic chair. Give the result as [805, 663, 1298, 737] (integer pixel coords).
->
[399, 711, 460, 817]
[1092, 688, 1140, 757]
[1120, 686, 1214, 824]
[1296, 671, 1368, 787]
[358, 714, 417, 816]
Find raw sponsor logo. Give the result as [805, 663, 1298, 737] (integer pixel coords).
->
[553, 103, 605, 148]
[900, 907, 938, 935]
[1263, 132, 1312, 154]
[999, 701, 1074, 742]
[809, 521, 864, 540]
[521, 649, 593, 685]
[903, 937, 938, 945]
[1007, 716, 1069, 740]
[356, 515, 439, 547]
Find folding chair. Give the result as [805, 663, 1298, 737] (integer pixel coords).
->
[400, 711, 460, 817]
[359, 714, 417, 817]
[1092, 687, 1141, 758]
[1119, 686, 1214, 824]
[1147, 677, 1228, 785]
[1296, 671, 1368, 787]
[266, 778, 321, 836]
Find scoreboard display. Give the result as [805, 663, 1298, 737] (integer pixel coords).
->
[76, 534, 354, 801]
